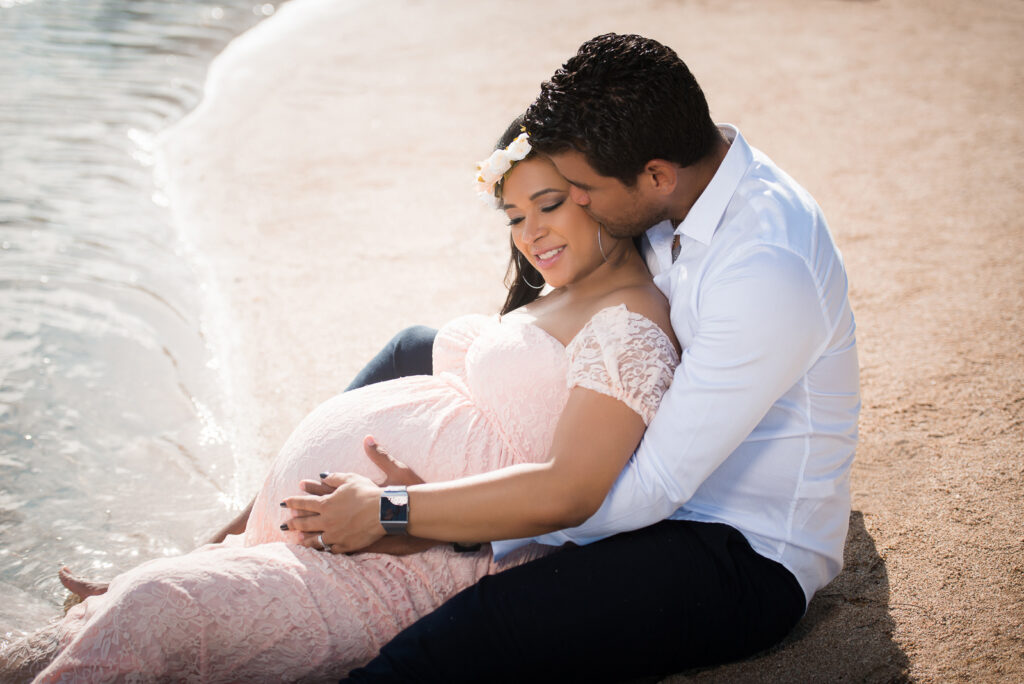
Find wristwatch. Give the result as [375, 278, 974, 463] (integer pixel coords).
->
[379, 486, 409, 535]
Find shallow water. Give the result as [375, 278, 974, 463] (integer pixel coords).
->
[0, 0, 280, 638]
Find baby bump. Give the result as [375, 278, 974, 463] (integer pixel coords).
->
[247, 376, 511, 542]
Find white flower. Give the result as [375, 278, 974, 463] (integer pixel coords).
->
[479, 151, 510, 182]
[473, 132, 532, 208]
[505, 133, 530, 159]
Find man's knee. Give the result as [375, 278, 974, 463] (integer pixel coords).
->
[390, 325, 436, 377]
[346, 326, 437, 391]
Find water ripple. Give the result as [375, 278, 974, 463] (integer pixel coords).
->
[0, 0, 281, 636]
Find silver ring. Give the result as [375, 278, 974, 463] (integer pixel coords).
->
[317, 533, 329, 552]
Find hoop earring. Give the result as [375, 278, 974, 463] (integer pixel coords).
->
[597, 225, 609, 263]
[516, 253, 545, 290]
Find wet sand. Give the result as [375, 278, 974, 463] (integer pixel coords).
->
[157, 0, 1024, 680]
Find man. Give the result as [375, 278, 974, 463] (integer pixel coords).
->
[335, 33, 859, 681]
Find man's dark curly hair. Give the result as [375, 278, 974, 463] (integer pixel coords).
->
[525, 33, 720, 186]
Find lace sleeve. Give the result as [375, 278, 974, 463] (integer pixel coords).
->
[565, 305, 679, 425]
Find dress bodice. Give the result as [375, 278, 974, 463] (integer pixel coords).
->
[433, 313, 570, 463]
[433, 305, 680, 463]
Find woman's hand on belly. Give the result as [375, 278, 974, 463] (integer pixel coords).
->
[282, 471, 386, 553]
[281, 435, 429, 554]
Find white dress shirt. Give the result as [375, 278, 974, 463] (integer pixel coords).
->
[493, 125, 860, 606]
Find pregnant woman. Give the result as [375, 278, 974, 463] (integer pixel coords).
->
[10, 116, 679, 682]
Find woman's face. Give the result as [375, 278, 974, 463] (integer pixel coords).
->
[501, 156, 605, 289]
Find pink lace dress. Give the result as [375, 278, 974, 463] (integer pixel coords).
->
[35, 304, 678, 683]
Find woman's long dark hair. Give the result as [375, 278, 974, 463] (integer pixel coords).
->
[501, 233, 545, 315]
[492, 115, 546, 315]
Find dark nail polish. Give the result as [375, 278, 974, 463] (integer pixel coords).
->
[279, 501, 287, 507]
[319, 472, 329, 479]
[279, 523, 288, 531]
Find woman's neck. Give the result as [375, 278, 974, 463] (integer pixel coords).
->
[515, 243, 654, 346]
[561, 239, 649, 301]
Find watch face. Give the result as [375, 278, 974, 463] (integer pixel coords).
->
[380, 488, 409, 533]
[382, 490, 408, 507]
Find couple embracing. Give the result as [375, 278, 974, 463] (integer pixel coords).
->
[16, 33, 859, 683]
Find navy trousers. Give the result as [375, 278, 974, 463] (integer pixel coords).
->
[342, 326, 806, 683]
[344, 325, 439, 391]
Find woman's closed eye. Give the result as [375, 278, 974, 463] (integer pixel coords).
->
[506, 198, 564, 226]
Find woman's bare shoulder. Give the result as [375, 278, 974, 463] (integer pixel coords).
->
[594, 283, 678, 351]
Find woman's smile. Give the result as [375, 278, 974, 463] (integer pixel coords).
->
[533, 245, 566, 268]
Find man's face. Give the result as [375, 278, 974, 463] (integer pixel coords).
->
[547, 149, 668, 239]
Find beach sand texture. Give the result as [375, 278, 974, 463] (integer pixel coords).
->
[157, 0, 1024, 680]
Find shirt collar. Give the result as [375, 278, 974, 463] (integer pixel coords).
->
[676, 124, 753, 245]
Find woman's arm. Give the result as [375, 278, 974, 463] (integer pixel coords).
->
[409, 388, 646, 541]
[283, 387, 646, 551]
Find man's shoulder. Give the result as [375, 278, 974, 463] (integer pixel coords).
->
[740, 147, 824, 219]
[715, 151, 833, 266]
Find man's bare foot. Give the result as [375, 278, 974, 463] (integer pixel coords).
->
[58, 566, 108, 599]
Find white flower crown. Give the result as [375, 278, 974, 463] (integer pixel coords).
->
[474, 132, 531, 208]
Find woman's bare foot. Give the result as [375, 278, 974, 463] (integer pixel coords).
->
[58, 566, 108, 599]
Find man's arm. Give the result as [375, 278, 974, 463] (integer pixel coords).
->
[513, 245, 831, 548]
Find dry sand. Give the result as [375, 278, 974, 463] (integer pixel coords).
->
[157, 0, 1024, 680]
